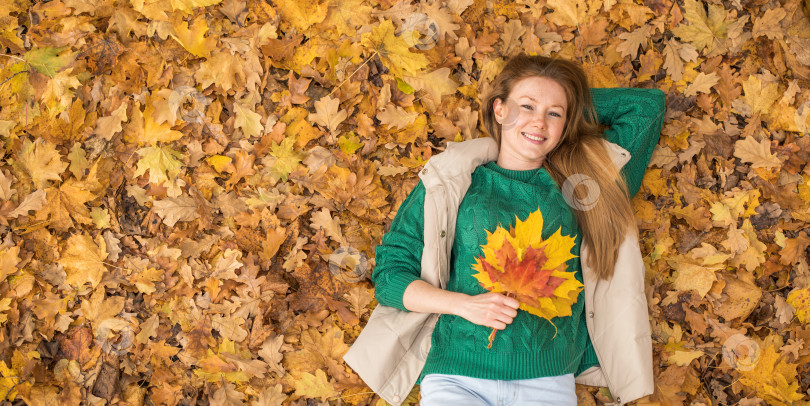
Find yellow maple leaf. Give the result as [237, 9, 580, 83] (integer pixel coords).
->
[169, 0, 221, 14]
[293, 369, 338, 401]
[738, 335, 805, 405]
[268, 137, 304, 181]
[40, 68, 81, 115]
[739, 75, 780, 116]
[274, 0, 328, 32]
[545, 0, 587, 27]
[58, 233, 108, 288]
[684, 71, 720, 97]
[672, 0, 730, 52]
[472, 209, 582, 344]
[171, 17, 216, 58]
[309, 95, 347, 135]
[281, 107, 322, 148]
[669, 256, 719, 298]
[402, 68, 458, 111]
[14, 138, 67, 189]
[787, 286, 810, 323]
[0, 361, 20, 401]
[36, 180, 96, 232]
[133, 146, 185, 186]
[360, 19, 429, 77]
[194, 51, 245, 92]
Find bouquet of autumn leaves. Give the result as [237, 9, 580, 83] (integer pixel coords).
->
[472, 209, 584, 349]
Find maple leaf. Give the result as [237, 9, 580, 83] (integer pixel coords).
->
[360, 19, 429, 77]
[788, 286, 810, 323]
[472, 209, 582, 347]
[170, 0, 222, 14]
[58, 233, 108, 288]
[402, 68, 457, 111]
[274, 0, 328, 32]
[293, 369, 338, 402]
[672, 0, 730, 53]
[14, 138, 68, 189]
[545, 0, 587, 27]
[171, 16, 216, 58]
[309, 95, 347, 135]
[41, 68, 81, 115]
[738, 335, 805, 405]
[133, 146, 185, 187]
[267, 137, 304, 181]
[738, 75, 780, 116]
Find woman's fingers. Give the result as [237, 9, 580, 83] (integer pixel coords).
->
[456, 292, 522, 329]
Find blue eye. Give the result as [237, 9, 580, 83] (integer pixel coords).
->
[549, 112, 562, 118]
[521, 104, 533, 110]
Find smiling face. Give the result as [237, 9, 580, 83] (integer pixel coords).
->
[492, 76, 568, 171]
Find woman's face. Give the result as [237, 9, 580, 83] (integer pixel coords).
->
[493, 76, 568, 171]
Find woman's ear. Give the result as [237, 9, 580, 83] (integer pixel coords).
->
[493, 98, 504, 124]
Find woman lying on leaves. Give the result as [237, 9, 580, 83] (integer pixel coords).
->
[344, 53, 666, 406]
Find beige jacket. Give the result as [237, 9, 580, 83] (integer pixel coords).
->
[344, 137, 653, 405]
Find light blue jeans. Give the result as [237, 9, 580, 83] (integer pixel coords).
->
[420, 373, 577, 406]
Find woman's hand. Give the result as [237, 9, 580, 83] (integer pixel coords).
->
[402, 280, 520, 330]
[454, 292, 520, 330]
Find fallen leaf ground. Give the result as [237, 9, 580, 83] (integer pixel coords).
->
[1, 0, 810, 405]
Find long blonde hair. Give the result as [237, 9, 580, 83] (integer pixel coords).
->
[482, 54, 636, 280]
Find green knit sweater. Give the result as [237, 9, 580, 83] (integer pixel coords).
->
[372, 87, 666, 382]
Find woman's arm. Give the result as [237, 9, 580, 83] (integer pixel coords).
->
[403, 280, 519, 330]
[372, 180, 519, 330]
[371, 181, 428, 311]
[590, 88, 666, 198]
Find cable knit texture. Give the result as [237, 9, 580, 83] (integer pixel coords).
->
[370, 87, 666, 384]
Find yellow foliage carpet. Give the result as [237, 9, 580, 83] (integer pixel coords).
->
[1, 0, 810, 404]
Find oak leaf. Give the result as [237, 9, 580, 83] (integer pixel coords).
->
[376, 103, 418, 130]
[733, 137, 781, 169]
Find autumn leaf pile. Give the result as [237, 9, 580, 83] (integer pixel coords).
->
[0, 0, 809, 404]
[472, 209, 583, 346]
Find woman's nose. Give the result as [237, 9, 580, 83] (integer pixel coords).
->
[529, 112, 546, 128]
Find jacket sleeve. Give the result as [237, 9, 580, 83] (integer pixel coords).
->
[371, 180, 426, 312]
[591, 88, 666, 198]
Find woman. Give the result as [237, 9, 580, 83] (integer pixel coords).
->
[344, 54, 666, 405]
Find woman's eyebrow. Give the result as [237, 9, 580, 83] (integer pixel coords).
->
[518, 95, 566, 110]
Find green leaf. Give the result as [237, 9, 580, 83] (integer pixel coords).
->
[338, 131, 363, 155]
[24, 47, 75, 78]
[396, 77, 414, 94]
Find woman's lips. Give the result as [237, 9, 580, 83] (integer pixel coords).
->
[521, 131, 546, 142]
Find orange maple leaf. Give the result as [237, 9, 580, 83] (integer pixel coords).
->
[472, 209, 583, 348]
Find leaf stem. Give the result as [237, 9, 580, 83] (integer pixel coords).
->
[326, 50, 378, 98]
